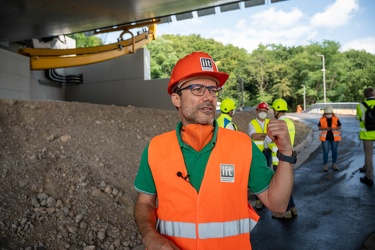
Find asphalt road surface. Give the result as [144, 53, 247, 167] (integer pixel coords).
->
[251, 113, 375, 250]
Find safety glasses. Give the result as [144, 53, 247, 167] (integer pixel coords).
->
[177, 84, 221, 97]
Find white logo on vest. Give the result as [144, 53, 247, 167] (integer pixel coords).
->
[220, 164, 235, 182]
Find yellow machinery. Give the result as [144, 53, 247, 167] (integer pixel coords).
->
[18, 21, 157, 70]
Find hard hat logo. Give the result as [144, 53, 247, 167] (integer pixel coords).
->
[200, 58, 214, 71]
[167, 52, 229, 95]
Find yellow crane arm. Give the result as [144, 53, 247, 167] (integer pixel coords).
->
[18, 24, 156, 70]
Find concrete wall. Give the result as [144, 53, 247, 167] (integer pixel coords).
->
[0, 48, 30, 99]
[63, 48, 174, 110]
[0, 47, 65, 101]
[0, 47, 174, 110]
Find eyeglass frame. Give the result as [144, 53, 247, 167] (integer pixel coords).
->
[175, 84, 222, 97]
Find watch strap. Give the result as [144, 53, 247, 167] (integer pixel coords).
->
[277, 150, 297, 164]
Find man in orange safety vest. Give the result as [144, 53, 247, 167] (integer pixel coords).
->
[133, 51, 295, 250]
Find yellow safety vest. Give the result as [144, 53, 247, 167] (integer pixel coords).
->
[357, 100, 375, 140]
[249, 118, 270, 151]
[269, 117, 295, 166]
[217, 113, 238, 130]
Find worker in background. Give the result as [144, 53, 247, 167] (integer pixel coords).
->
[133, 51, 295, 250]
[296, 105, 302, 113]
[269, 98, 298, 219]
[357, 87, 375, 186]
[318, 105, 341, 172]
[248, 102, 273, 209]
[249, 102, 273, 167]
[216, 98, 238, 130]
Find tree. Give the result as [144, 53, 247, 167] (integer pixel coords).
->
[341, 49, 375, 101]
[144, 34, 375, 108]
[146, 34, 251, 106]
[68, 33, 103, 48]
[146, 36, 179, 79]
[244, 44, 275, 105]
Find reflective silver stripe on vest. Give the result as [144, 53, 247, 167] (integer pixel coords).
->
[157, 218, 257, 239]
[157, 220, 196, 239]
[360, 103, 366, 121]
[198, 218, 256, 239]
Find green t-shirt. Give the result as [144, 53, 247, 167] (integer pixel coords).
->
[134, 121, 274, 195]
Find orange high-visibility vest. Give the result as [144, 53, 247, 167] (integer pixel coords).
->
[148, 128, 260, 250]
[319, 116, 341, 142]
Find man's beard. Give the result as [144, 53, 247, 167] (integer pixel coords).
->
[181, 102, 215, 125]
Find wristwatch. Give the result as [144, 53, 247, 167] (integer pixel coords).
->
[277, 150, 298, 164]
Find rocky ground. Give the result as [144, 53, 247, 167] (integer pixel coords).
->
[0, 99, 310, 250]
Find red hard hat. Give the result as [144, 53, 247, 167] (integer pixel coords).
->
[167, 52, 229, 95]
[256, 102, 269, 110]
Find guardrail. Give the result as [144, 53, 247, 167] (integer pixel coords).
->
[305, 102, 358, 115]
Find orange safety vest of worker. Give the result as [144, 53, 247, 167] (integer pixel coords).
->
[148, 128, 260, 250]
[319, 116, 341, 142]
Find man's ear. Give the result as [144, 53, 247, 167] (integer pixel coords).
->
[171, 93, 181, 108]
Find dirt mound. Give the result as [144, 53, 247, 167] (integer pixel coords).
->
[0, 99, 309, 249]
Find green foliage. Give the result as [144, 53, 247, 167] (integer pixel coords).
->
[68, 33, 103, 48]
[146, 34, 375, 109]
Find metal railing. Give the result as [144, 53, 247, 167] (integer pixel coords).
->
[305, 102, 358, 115]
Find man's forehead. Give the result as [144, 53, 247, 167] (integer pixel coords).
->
[178, 77, 219, 88]
[188, 78, 217, 84]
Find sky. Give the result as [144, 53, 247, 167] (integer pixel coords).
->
[105, 0, 375, 54]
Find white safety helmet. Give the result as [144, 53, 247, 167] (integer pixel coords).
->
[323, 106, 333, 114]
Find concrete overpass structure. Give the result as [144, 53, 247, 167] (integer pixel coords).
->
[0, 0, 287, 110]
